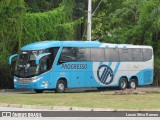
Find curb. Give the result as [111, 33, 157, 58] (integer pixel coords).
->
[52, 106, 72, 111]
[0, 103, 10, 107]
[0, 103, 160, 111]
[71, 107, 93, 111]
[9, 104, 22, 108]
[22, 105, 52, 110]
[93, 108, 117, 111]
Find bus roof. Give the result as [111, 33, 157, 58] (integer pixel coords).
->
[21, 41, 152, 51]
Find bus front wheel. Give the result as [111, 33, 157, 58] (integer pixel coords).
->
[55, 80, 66, 93]
[129, 79, 137, 89]
[119, 77, 128, 90]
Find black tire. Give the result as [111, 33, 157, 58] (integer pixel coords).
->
[55, 80, 66, 93]
[97, 87, 107, 91]
[34, 90, 43, 93]
[119, 77, 128, 90]
[129, 79, 137, 89]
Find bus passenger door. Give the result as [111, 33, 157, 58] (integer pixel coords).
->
[39, 56, 51, 89]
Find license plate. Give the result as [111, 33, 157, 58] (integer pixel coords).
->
[22, 85, 26, 88]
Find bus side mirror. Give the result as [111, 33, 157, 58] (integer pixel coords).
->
[9, 54, 18, 65]
[36, 53, 51, 65]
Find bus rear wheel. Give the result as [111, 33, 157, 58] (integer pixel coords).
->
[34, 90, 43, 93]
[129, 79, 137, 89]
[119, 77, 128, 90]
[55, 80, 66, 93]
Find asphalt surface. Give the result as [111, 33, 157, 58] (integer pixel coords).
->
[0, 88, 111, 94]
[0, 87, 160, 94]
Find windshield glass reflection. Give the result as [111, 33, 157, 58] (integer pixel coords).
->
[15, 50, 43, 78]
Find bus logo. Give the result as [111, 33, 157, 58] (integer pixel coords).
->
[97, 64, 114, 85]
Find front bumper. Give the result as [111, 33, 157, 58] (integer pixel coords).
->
[14, 76, 44, 89]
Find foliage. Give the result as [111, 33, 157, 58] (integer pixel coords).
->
[92, 0, 160, 68]
[0, 0, 82, 89]
[0, 0, 81, 65]
[24, 0, 63, 12]
[22, 3, 79, 46]
[0, 0, 25, 65]
[22, 0, 78, 45]
[0, 0, 160, 88]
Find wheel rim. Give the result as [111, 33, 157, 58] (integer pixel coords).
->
[130, 82, 136, 89]
[121, 80, 126, 89]
[58, 83, 64, 91]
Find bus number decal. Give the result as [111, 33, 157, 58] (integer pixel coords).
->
[97, 64, 114, 85]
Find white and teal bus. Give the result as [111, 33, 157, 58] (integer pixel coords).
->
[9, 41, 153, 93]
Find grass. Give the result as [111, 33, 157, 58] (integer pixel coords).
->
[0, 91, 160, 110]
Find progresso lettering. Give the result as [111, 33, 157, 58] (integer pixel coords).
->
[61, 64, 87, 69]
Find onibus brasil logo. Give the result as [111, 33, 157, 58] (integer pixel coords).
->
[97, 64, 114, 85]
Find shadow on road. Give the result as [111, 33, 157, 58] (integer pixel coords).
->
[1, 86, 159, 94]
[0, 87, 119, 94]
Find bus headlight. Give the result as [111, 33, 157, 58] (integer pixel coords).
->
[14, 79, 17, 82]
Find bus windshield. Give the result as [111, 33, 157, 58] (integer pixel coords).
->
[14, 50, 43, 78]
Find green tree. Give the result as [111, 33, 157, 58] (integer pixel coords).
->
[22, 0, 81, 46]
[91, 0, 160, 84]
[24, 0, 62, 12]
[0, 0, 25, 65]
[0, 0, 25, 89]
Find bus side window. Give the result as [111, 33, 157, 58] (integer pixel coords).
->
[143, 48, 152, 61]
[91, 48, 105, 62]
[106, 48, 119, 62]
[76, 48, 90, 61]
[59, 47, 76, 63]
[132, 48, 144, 61]
[119, 49, 132, 61]
[84, 48, 91, 61]
[76, 48, 85, 61]
[105, 49, 110, 61]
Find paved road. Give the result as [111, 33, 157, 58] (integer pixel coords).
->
[0, 107, 159, 120]
[0, 88, 109, 94]
[1, 87, 160, 94]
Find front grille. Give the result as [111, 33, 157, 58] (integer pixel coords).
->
[17, 78, 35, 84]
